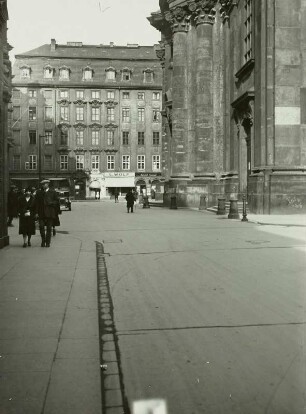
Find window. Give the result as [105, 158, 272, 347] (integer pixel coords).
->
[91, 90, 100, 99]
[122, 70, 131, 81]
[153, 132, 160, 146]
[12, 89, 21, 98]
[60, 155, 68, 170]
[60, 129, 68, 146]
[83, 68, 93, 80]
[123, 92, 130, 99]
[76, 90, 84, 99]
[21, 68, 30, 78]
[45, 131, 53, 145]
[76, 107, 84, 121]
[60, 106, 69, 121]
[91, 107, 100, 122]
[76, 130, 84, 146]
[153, 109, 160, 122]
[244, 0, 253, 63]
[153, 92, 160, 100]
[44, 90, 52, 99]
[59, 68, 69, 80]
[29, 130, 37, 145]
[107, 91, 115, 99]
[13, 130, 21, 145]
[138, 92, 145, 100]
[13, 106, 20, 121]
[137, 155, 145, 171]
[28, 90, 37, 98]
[59, 90, 68, 99]
[44, 155, 52, 170]
[13, 155, 21, 170]
[122, 131, 129, 145]
[122, 155, 130, 170]
[76, 155, 85, 170]
[107, 155, 115, 170]
[152, 155, 160, 171]
[107, 107, 114, 122]
[44, 67, 54, 79]
[122, 108, 130, 122]
[107, 130, 114, 146]
[29, 107, 37, 121]
[138, 108, 145, 122]
[138, 132, 145, 146]
[144, 71, 153, 83]
[91, 130, 99, 145]
[106, 69, 116, 81]
[44, 106, 53, 121]
[29, 155, 37, 170]
[91, 155, 99, 170]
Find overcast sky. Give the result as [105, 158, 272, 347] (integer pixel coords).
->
[8, 0, 161, 59]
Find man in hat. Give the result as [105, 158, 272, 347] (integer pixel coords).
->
[34, 179, 59, 247]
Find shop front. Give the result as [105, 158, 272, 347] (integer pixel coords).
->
[135, 172, 164, 199]
[104, 172, 135, 198]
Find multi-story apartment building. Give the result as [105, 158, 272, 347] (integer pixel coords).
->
[10, 40, 163, 199]
[0, 0, 12, 248]
[150, 0, 306, 214]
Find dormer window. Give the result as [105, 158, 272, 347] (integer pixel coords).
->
[59, 66, 70, 80]
[44, 65, 54, 79]
[105, 67, 116, 81]
[83, 66, 93, 81]
[20, 65, 31, 78]
[121, 68, 132, 81]
[143, 68, 154, 83]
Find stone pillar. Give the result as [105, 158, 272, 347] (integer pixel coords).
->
[165, 7, 190, 177]
[194, 1, 217, 174]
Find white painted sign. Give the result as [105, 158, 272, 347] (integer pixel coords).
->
[104, 172, 135, 178]
[133, 399, 167, 414]
[275, 106, 301, 125]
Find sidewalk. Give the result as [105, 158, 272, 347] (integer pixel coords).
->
[0, 222, 102, 414]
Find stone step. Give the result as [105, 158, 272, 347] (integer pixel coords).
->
[207, 202, 249, 214]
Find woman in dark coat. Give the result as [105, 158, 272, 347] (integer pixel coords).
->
[125, 189, 135, 213]
[18, 187, 36, 247]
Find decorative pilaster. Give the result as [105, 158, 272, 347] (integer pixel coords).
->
[165, 6, 191, 177]
[194, 0, 217, 174]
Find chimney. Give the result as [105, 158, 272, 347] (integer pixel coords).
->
[51, 39, 56, 52]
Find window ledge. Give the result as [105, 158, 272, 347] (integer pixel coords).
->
[235, 58, 254, 81]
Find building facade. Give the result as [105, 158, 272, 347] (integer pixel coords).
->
[150, 0, 306, 213]
[0, 0, 12, 248]
[10, 40, 163, 199]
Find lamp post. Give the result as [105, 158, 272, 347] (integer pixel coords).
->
[38, 135, 45, 183]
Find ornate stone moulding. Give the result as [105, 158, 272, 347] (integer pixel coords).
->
[57, 99, 71, 106]
[89, 99, 103, 106]
[104, 123, 118, 129]
[104, 99, 118, 108]
[89, 122, 103, 129]
[104, 148, 118, 153]
[88, 147, 102, 153]
[58, 122, 71, 130]
[73, 122, 87, 129]
[74, 147, 86, 153]
[73, 99, 87, 105]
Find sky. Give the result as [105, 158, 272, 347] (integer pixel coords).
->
[8, 0, 161, 59]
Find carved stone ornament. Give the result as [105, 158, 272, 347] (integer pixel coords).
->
[89, 99, 103, 106]
[104, 100, 118, 108]
[89, 148, 102, 153]
[73, 99, 87, 105]
[194, 0, 218, 25]
[58, 122, 71, 131]
[120, 67, 133, 73]
[105, 66, 116, 73]
[104, 148, 118, 154]
[89, 123, 102, 129]
[74, 122, 86, 130]
[104, 123, 118, 129]
[57, 99, 71, 106]
[220, 0, 235, 21]
[165, 7, 190, 33]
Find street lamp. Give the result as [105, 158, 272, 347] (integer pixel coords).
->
[38, 135, 45, 183]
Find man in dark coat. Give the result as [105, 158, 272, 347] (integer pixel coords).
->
[125, 189, 135, 213]
[7, 186, 19, 226]
[34, 179, 59, 247]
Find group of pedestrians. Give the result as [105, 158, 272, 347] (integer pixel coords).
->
[7, 179, 61, 248]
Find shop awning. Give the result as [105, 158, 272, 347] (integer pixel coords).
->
[89, 181, 101, 190]
[105, 176, 135, 188]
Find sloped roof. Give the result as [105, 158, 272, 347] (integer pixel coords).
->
[16, 43, 159, 61]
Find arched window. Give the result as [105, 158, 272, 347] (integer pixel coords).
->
[105, 67, 116, 81]
[44, 65, 54, 79]
[83, 66, 93, 80]
[59, 66, 70, 80]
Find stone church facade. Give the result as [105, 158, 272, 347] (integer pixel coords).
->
[149, 0, 306, 214]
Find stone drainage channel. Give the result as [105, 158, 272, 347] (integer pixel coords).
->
[96, 241, 131, 414]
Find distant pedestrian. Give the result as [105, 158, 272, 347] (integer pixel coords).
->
[34, 179, 59, 247]
[114, 189, 119, 203]
[7, 186, 19, 227]
[125, 189, 135, 213]
[18, 187, 36, 247]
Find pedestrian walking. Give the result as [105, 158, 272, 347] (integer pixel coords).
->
[7, 186, 19, 226]
[125, 189, 135, 213]
[52, 196, 61, 236]
[34, 179, 59, 247]
[114, 189, 119, 203]
[18, 187, 36, 247]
